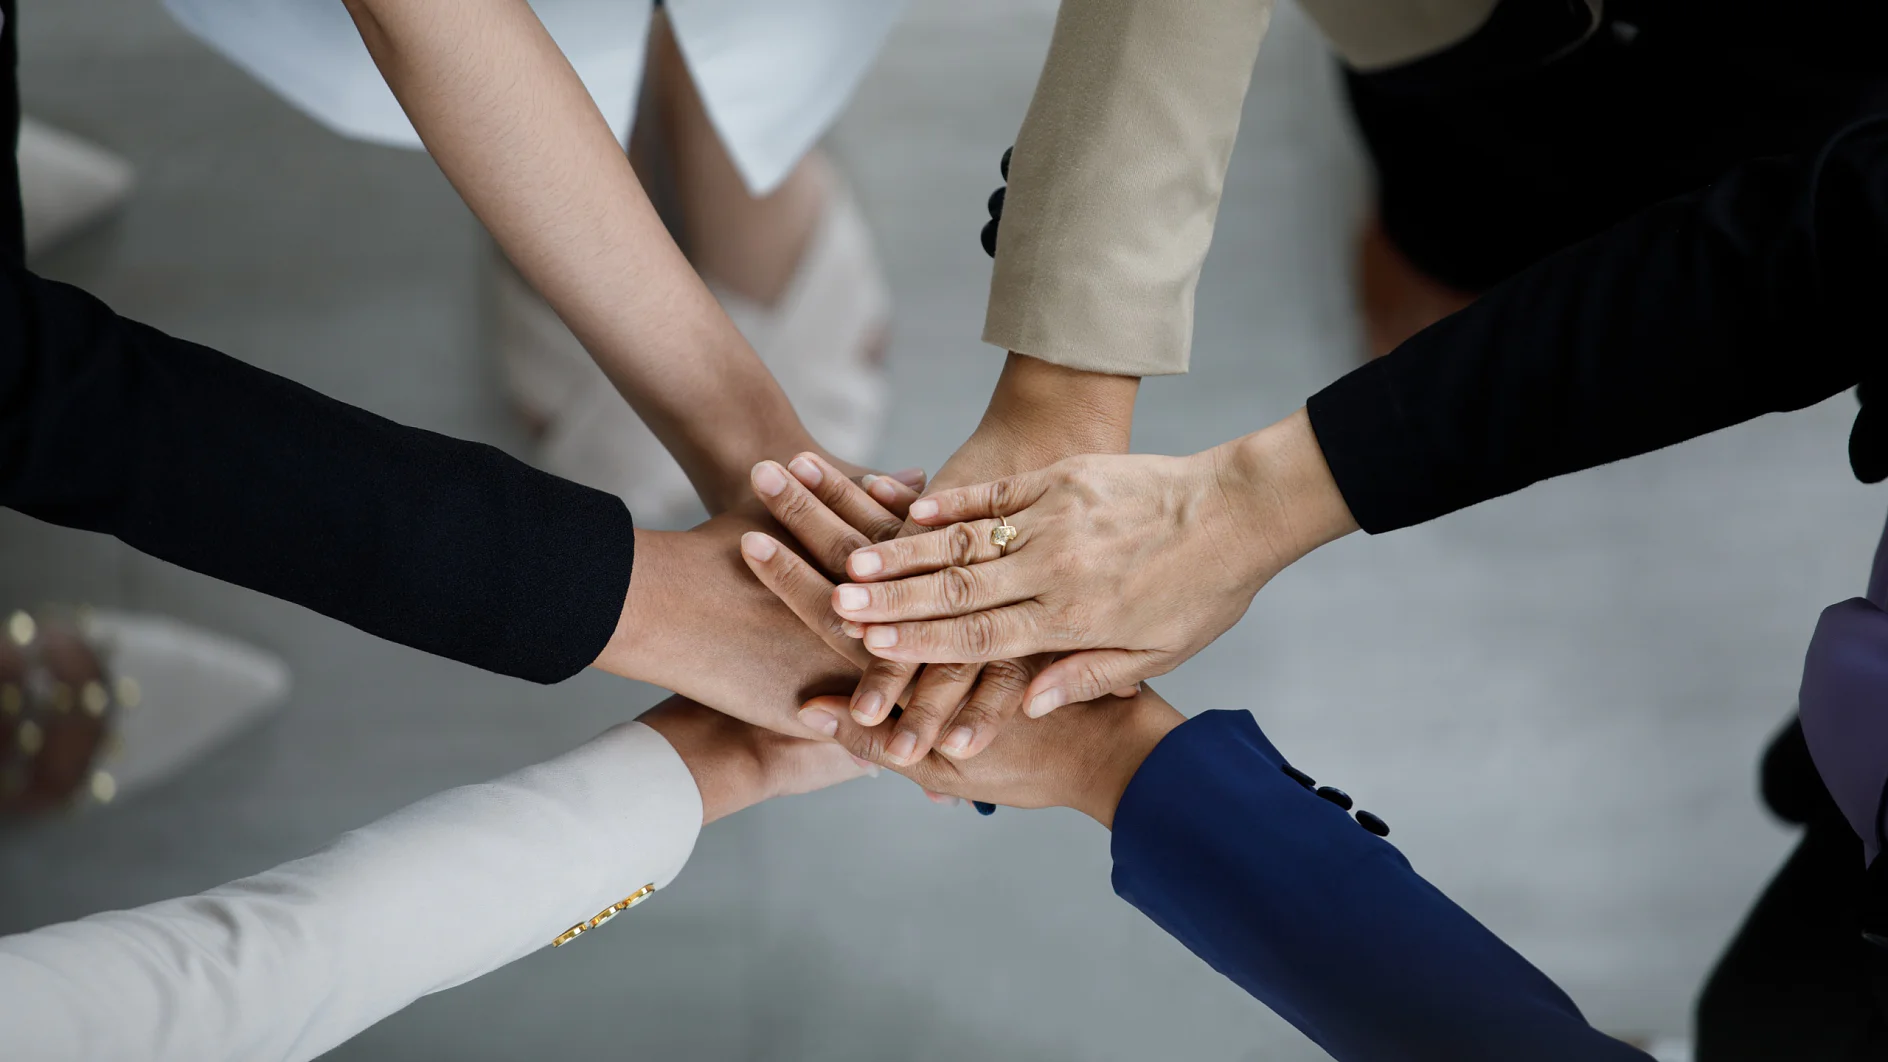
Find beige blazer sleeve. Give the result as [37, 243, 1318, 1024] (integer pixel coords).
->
[984, 0, 1501, 377]
[0, 721, 702, 1062]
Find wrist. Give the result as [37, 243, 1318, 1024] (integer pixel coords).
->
[981, 352, 1138, 460]
[1205, 408, 1359, 586]
[1071, 699, 1185, 830]
[592, 527, 686, 681]
[639, 701, 769, 825]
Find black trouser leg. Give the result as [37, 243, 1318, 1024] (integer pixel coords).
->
[1695, 720, 1884, 1060]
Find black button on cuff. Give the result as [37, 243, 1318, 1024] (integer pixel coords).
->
[1315, 786, 1353, 811]
[1355, 810, 1390, 837]
[1281, 764, 1316, 789]
[1000, 146, 1012, 180]
[987, 185, 1006, 220]
[980, 219, 999, 258]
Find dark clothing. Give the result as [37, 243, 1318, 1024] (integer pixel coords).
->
[1308, 117, 1888, 1058]
[1696, 723, 1881, 1061]
[1345, 0, 1888, 292]
[1308, 117, 1888, 534]
[0, 1, 634, 684]
[1112, 709, 1651, 1061]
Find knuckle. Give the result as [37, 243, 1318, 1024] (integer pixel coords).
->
[938, 566, 978, 612]
[956, 611, 1001, 659]
[976, 658, 1033, 697]
[989, 478, 1022, 517]
[946, 523, 979, 567]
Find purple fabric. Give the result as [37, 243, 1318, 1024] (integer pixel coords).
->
[1800, 510, 1888, 865]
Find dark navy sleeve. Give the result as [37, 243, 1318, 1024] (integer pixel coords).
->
[1111, 710, 1650, 1061]
[0, 265, 635, 684]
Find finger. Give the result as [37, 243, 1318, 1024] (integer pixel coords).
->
[846, 518, 1024, 582]
[890, 467, 927, 491]
[750, 461, 876, 574]
[784, 452, 907, 542]
[739, 532, 871, 667]
[1022, 648, 1170, 718]
[906, 468, 1053, 526]
[799, 696, 957, 798]
[884, 661, 982, 766]
[832, 557, 1027, 624]
[1113, 685, 1141, 698]
[936, 655, 1045, 760]
[859, 601, 1062, 664]
[861, 473, 922, 518]
[848, 656, 917, 726]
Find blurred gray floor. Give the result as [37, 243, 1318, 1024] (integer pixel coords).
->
[5, 2, 1883, 1058]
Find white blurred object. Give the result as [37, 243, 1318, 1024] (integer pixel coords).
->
[87, 611, 290, 797]
[496, 174, 889, 521]
[18, 117, 135, 256]
[1646, 1036, 1691, 1062]
[161, 0, 907, 196]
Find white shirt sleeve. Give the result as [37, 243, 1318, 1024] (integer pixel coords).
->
[0, 721, 702, 1062]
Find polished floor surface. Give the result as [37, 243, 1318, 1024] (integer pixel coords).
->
[4, 2, 1879, 1058]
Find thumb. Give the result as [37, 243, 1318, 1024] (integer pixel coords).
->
[1023, 649, 1169, 718]
[908, 466, 1054, 525]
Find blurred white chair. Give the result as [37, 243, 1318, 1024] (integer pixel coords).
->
[18, 116, 135, 257]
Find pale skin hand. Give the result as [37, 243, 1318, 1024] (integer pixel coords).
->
[798, 686, 1186, 829]
[637, 696, 872, 825]
[809, 352, 1140, 766]
[833, 409, 1362, 715]
[342, 0, 860, 511]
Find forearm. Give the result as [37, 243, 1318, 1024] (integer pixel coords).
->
[0, 267, 630, 684]
[984, 0, 1273, 376]
[345, 0, 809, 508]
[0, 723, 700, 1062]
[1109, 711, 1649, 1061]
[1306, 117, 1888, 534]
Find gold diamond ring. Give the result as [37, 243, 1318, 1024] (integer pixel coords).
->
[990, 516, 1019, 553]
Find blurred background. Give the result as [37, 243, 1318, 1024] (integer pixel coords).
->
[4, 1, 1882, 1058]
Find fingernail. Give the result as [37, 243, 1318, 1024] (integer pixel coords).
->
[941, 726, 974, 756]
[740, 532, 777, 562]
[789, 455, 823, 488]
[850, 550, 883, 577]
[1026, 689, 1067, 718]
[864, 626, 898, 650]
[852, 691, 886, 724]
[894, 468, 926, 487]
[848, 754, 881, 777]
[835, 585, 870, 613]
[752, 462, 788, 497]
[909, 499, 939, 521]
[868, 478, 898, 502]
[929, 793, 963, 808]
[842, 621, 864, 639]
[888, 730, 918, 764]
[799, 706, 839, 737]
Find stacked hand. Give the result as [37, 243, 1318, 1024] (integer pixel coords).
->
[828, 409, 1359, 715]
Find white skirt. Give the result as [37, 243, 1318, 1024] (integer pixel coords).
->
[160, 0, 907, 194]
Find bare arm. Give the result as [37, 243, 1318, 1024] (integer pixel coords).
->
[343, 0, 816, 512]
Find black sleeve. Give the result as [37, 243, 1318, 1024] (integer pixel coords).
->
[1307, 117, 1888, 534]
[0, 265, 634, 684]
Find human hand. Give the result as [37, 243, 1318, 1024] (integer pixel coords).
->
[802, 353, 1140, 765]
[748, 451, 1063, 768]
[637, 695, 874, 824]
[592, 507, 882, 738]
[797, 685, 1184, 828]
[832, 409, 1361, 715]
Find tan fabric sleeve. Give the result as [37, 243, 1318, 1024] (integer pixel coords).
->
[983, 0, 1503, 377]
[983, 0, 1274, 377]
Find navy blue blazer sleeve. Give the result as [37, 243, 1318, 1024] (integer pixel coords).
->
[1111, 710, 1649, 1061]
[0, 264, 635, 684]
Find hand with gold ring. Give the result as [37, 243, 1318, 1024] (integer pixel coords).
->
[827, 410, 1363, 717]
